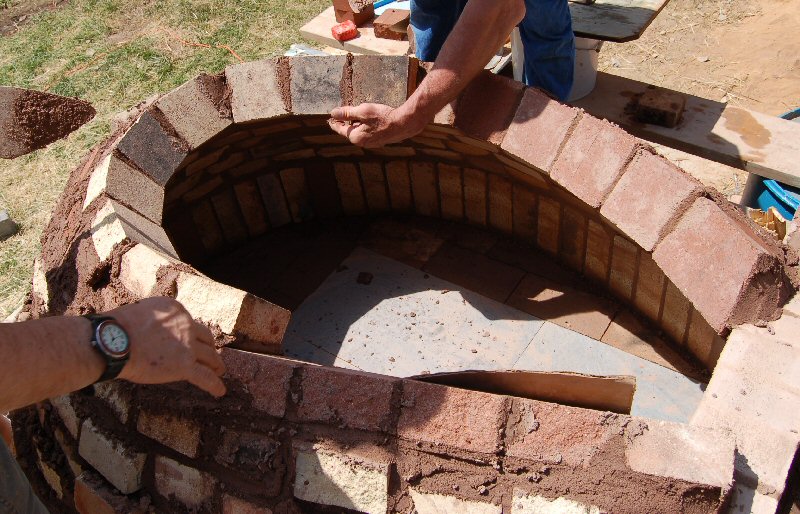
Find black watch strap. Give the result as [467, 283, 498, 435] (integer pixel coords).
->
[84, 314, 129, 383]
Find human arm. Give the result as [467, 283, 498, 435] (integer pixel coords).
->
[329, 0, 526, 147]
[0, 297, 226, 413]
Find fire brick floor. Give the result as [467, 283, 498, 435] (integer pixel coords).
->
[282, 247, 706, 423]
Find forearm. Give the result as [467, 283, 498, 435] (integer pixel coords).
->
[397, 0, 526, 125]
[0, 316, 103, 412]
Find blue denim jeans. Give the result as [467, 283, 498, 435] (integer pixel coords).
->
[410, 0, 576, 101]
[0, 439, 48, 514]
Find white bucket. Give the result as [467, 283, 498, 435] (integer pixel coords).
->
[567, 37, 603, 102]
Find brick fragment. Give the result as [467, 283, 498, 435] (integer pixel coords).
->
[550, 116, 638, 209]
[360, 162, 390, 212]
[175, 272, 290, 352]
[398, 380, 507, 455]
[410, 161, 439, 217]
[221, 349, 295, 417]
[156, 75, 231, 148]
[373, 9, 410, 41]
[333, 0, 375, 25]
[116, 111, 187, 186]
[653, 197, 790, 333]
[155, 456, 215, 509]
[600, 150, 702, 251]
[334, 162, 367, 215]
[438, 164, 464, 221]
[293, 444, 390, 513]
[137, 411, 201, 458]
[609, 236, 638, 302]
[297, 365, 398, 432]
[501, 88, 580, 173]
[226, 59, 287, 123]
[385, 160, 412, 211]
[78, 419, 145, 494]
[289, 55, 346, 114]
[634, 88, 686, 128]
[455, 72, 524, 144]
[352, 55, 411, 107]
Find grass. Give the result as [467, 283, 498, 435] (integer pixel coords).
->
[0, 0, 328, 316]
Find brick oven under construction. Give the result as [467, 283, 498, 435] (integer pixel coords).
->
[11, 55, 800, 514]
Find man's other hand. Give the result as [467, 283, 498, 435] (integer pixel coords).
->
[110, 297, 226, 398]
[329, 103, 425, 148]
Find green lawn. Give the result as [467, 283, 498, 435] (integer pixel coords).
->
[0, 0, 328, 316]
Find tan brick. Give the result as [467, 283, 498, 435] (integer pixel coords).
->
[155, 456, 215, 508]
[410, 489, 501, 514]
[93, 381, 131, 425]
[120, 244, 172, 298]
[50, 395, 79, 439]
[463, 168, 488, 226]
[225, 58, 287, 123]
[83, 154, 111, 210]
[234, 180, 270, 237]
[334, 162, 367, 215]
[156, 75, 231, 148]
[91, 201, 128, 261]
[512, 186, 537, 241]
[488, 173, 513, 234]
[609, 236, 638, 302]
[137, 411, 201, 458]
[559, 205, 586, 272]
[536, 196, 560, 255]
[385, 160, 412, 211]
[78, 419, 145, 494]
[661, 280, 690, 345]
[279, 167, 310, 222]
[438, 164, 464, 221]
[584, 220, 612, 283]
[36, 449, 63, 499]
[634, 252, 666, 322]
[686, 313, 726, 369]
[410, 161, 439, 217]
[512, 490, 601, 514]
[360, 162, 390, 212]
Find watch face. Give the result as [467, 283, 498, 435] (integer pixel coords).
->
[98, 321, 130, 357]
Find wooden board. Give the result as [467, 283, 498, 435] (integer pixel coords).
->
[300, 7, 409, 56]
[572, 72, 800, 188]
[412, 370, 636, 414]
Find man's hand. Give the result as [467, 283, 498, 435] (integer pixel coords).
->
[110, 297, 226, 398]
[329, 103, 426, 148]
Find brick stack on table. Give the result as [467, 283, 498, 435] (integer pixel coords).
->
[330, 0, 410, 42]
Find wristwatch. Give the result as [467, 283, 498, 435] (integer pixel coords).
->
[84, 315, 131, 382]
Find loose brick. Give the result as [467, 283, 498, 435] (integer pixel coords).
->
[212, 189, 248, 244]
[686, 312, 726, 369]
[360, 162, 390, 212]
[223, 495, 273, 514]
[373, 9, 410, 41]
[83, 154, 111, 210]
[438, 164, 464, 221]
[280, 167, 311, 222]
[191, 200, 224, 253]
[116, 111, 187, 186]
[512, 185, 537, 241]
[536, 196, 560, 255]
[334, 162, 367, 215]
[463, 168, 488, 226]
[226, 58, 287, 123]
[601, 150, 702, 251]
[511, 490, 601, 514]
[293, 444, 391, 513]
[290, 55, 346, 114]
[501, 88, 580, 173]
[352, 55, 411, 107]
[111, 199, 179, 258]
[584, 220, 612, 283]
[385, 160, 412, 211]
[155, 456, 215, 509]
[221, 349, 295, 417]
[410, 161, 439, 217]
[455, 72, 524, 144]
[91, 201, 127, 261]
[609, 235, 638, 302]
[50, 395, 79, 439]
[78, 419, 146, 494]
[75, 471, 144, 514]
[175, 272, 290, 352]
[410, 489, 501, 514]
[297, 365, 398, 432]
[156, 75, 231, 148]
[257, 173, 293, 228]
[137, 411, 201, 458]
[550, 116, 639, 209]
[661, 280, 690, 345]
[234, 180, 270, 237]
[634, 252, 665, 322]
[559, 205, 587, 272]
[653, 197, 789, 333]
[398, 380, 507, 454]
[488, 173, 513, 234]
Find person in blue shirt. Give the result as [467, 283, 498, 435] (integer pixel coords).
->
[330, 0, 575, 146]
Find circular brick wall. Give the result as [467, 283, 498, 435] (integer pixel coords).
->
[15, 55, 799, 513]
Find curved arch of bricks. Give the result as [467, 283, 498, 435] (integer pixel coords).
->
[18, 55, 799, 514]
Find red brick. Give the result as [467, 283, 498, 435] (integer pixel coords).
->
[410, 161, 440, 217]
[536, 196, 560, 254]
[386, 160, 412, 211]
[352, 55, 411, 107]
[221, 349, 296, 417]
[297, 365, 398, 432]
[438, 164, 464, 220]
[280, 168, 310, 222]
[257, 173, 293, 228]
[559, 205, 587, 272]
[454, 72, 524, 145]
[609, 235, 638, 302]
[234, 180, 270, 237]
[507, 273, 616, 339]
[686, 311, 726, 369]
[373, 9, 410, 41]
[488, 173, 513, 234]
[661, 280, 690, 345]
[398, 380, 508, 455]
[634, 251, 666, 322]
[584, 220, 612, 283]
[424, 243, 525, 303]
[550, 116, 639, 208]
[601, 150, 702, 251]
[75, 471, 144, 514]
[360, 162, 390, 212]
[304, 160, 343, 219]
[463, 168, 488, 226]
[212, 189, 248, 244]
[513, 186, 537, 241]
[653, 197, 789, 333]
[117, 111, 187, 186]
[500, 88, 580, 173]
[334, 162, 367, 215]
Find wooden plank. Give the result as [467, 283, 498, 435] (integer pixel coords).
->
[570, 0, 669, 42]
[572, 72, 800, 187]
[300, 7, 409, 56]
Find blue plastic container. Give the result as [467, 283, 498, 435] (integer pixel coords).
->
[742, 108, 800, 219]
